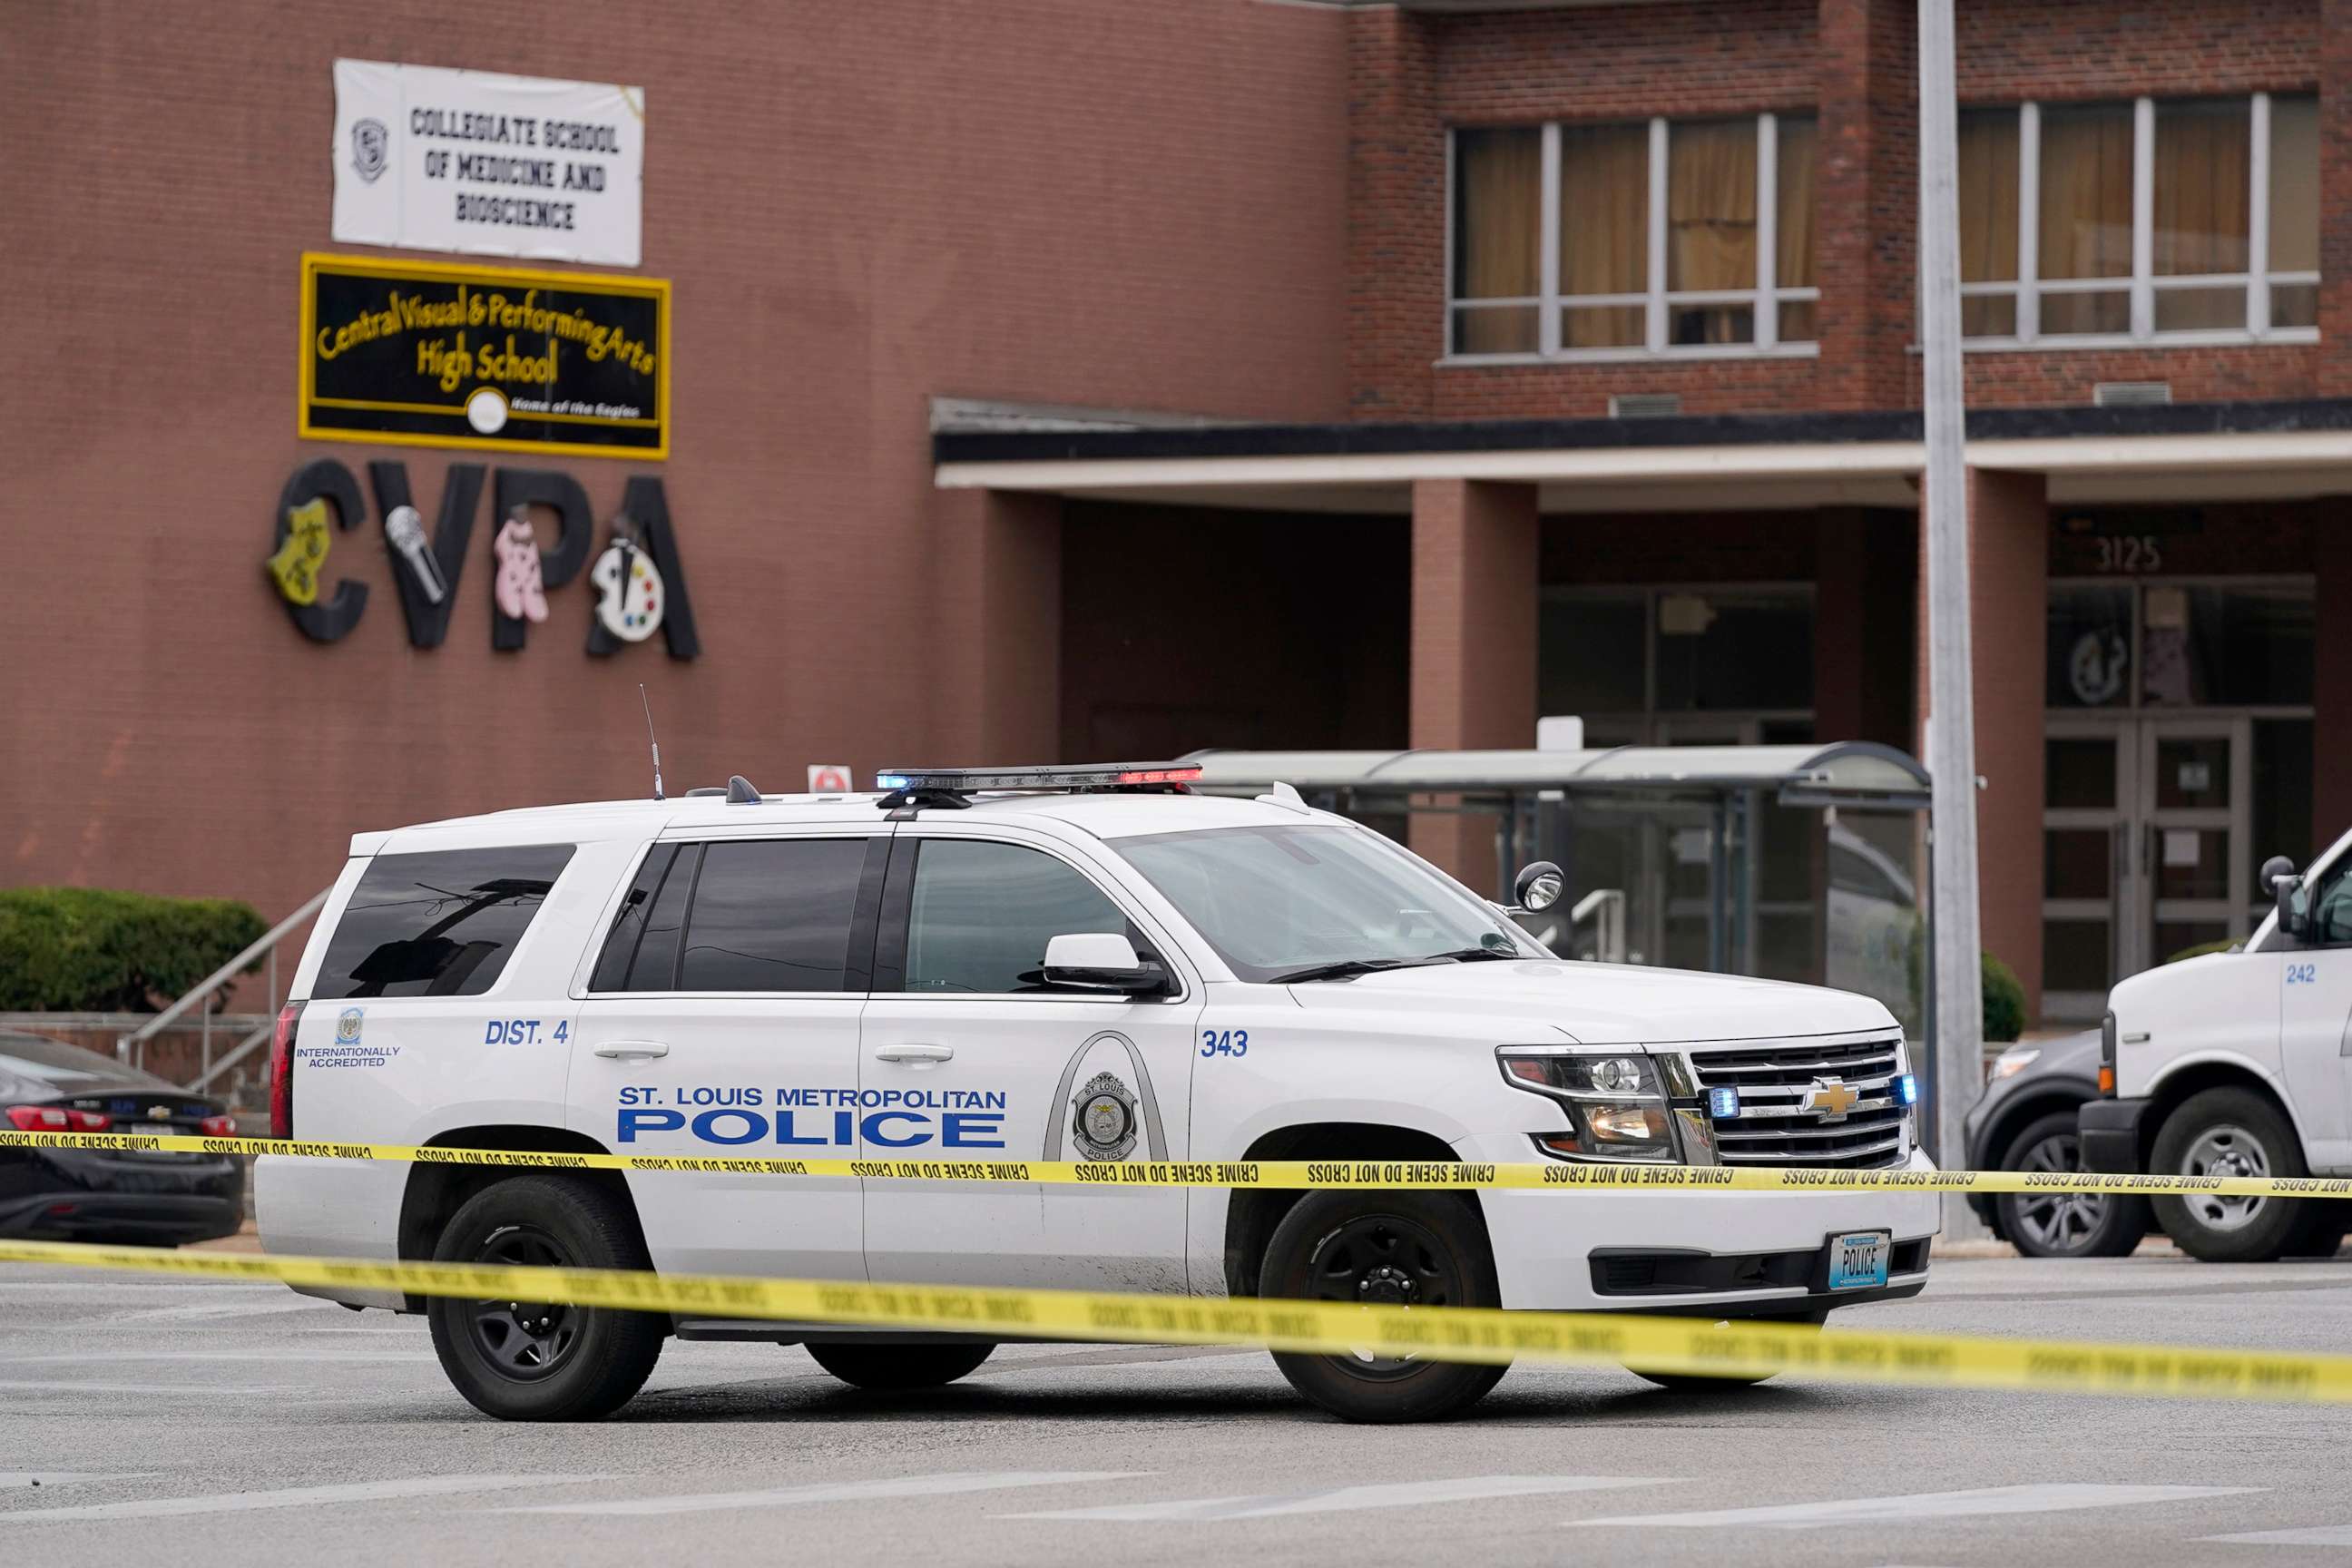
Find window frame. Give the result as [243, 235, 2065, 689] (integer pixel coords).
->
[583, 832, 888, 998]
[871, 830, 1192, 1004]
[1444, 113, 1822, 367]
[1958, 93, 2319, 350]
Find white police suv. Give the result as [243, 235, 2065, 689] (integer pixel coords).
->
[259, 761, 1936, 1423]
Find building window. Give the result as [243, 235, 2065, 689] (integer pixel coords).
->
[1449, 113, 1818, 361]
[1958, 93, 2318, 345]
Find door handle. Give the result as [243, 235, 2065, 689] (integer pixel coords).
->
[593, 1040, 670, 1060]
[874, 1043, 955, 1063]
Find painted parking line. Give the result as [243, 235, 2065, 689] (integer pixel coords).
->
[2207, 1524, 2352, 1546]
[0, 1475, 609, 1524]
[1575, 1484, 2260, 1530]
[0, 1350, 437, 1365]
[500, 1471, 1147, 1517]
[0, 1475, 152, 1490]
[107, 1298, 338, 1324]
[1012, 1475, 1674, 1523]
[0, 1381, 307, 1396]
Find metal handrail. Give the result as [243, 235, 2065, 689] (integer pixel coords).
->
[1570, 887, 1629, 965]
[117, 887, 331, 1070]
[188, 1017, 278, 1094]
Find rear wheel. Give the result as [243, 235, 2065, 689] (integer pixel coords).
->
[426, 1174, 666, 1421]
[2150, 1088, 2320, 1263]
[1260, 1191, 1507, 1424]
[805, 1341, 995, 1389]
[1995, 1111, 2150, 1259]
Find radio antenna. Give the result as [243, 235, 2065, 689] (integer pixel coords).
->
[637, 684, 665, 801]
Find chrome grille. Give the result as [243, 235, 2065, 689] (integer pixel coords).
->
[1686, 1034, 1907, 1170]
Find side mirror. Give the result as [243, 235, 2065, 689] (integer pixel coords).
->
[1512, 860, 1566, 915]
[1042, 932, 1169, 995]
[2264, 856, 2305, 939]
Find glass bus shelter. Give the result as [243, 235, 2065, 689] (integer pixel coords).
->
[1183, 742, 1936, 1041]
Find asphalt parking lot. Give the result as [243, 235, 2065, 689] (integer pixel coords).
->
[5, 1246, 2352, 1567]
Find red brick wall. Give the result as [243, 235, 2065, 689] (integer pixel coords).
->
[1057, 503, 1409, 763]
[1409, 479, 1539, 887]
[1353, 0, 2333, 420]
[1, 0, 1350, 925]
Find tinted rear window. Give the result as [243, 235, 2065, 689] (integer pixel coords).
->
[677, 838, 868, 992]
[315, 846, 574, 998]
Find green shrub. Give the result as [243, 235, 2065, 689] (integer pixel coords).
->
[1902, 926, 2030, 1043]
[0, 888, 267, 1012]
[1980, 950, 2026, 1044]
[2164, 937, 2237, 965]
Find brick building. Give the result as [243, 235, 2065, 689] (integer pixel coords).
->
[6, 0, 2348, 1024]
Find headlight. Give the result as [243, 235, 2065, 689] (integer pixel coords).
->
[1989, 1045, 2040, 1082]
[1497, 1048, 1678, 1162]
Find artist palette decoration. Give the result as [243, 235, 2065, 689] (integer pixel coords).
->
[266, 498, 333, 605]
[590, 518, 665, 644]
[492, 512, 549, 623]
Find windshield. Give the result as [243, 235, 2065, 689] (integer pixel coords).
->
[1110, 823, 1539, 983]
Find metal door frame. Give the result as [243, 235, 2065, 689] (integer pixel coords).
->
[2135, 712, 2253, 968]
[2042, 715, 2137, 1021]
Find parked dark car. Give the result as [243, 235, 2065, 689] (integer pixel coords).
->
[1963, 1029, 2153, 1259]
[0, 1030, 244, 1245]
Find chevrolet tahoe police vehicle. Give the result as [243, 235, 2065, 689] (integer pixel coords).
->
[258, 761, 1936, 1424]
[2082, 825, 2352, 1263]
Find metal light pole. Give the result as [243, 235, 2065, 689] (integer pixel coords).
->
[1918, 0, 1987, 1237]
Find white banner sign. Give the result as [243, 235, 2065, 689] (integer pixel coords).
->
[332, 60, 644, 267]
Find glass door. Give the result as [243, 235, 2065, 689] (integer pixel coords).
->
[2043, 720, 2134, 1020]
[2137, 716, 2252, 968]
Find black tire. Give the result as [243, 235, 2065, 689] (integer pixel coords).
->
[2149, 1087, 2320, 1264]
[1994, 1111, 2151, 1259]
[805, 1341, 995, 1389]
[426, 1174, 666, 1421]
[1260, 1190, 1507, 1424]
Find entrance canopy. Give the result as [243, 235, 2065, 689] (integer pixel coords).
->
[1183, 741, 1929, 809]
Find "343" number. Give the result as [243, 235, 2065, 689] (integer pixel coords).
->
[1200, 1029, 1249, 1058]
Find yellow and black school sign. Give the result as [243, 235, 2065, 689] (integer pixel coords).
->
[299, 251, 668, 459]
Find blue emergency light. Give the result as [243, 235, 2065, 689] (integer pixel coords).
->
[1896, 1073, 1918, 1107]
[1706, 1085, 1740, 1120]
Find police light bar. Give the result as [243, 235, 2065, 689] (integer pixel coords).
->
[874, 762, 1203, 793]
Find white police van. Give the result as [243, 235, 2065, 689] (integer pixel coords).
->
[2083, 825, 2352, 1262]
[259, 762, 1936, 1423]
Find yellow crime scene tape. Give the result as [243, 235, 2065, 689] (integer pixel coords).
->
[6, 1128, 2352, 1201]
[3, 1235, 2350, 1405]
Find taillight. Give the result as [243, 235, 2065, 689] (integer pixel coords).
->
[269, 1001, 305, 1140]
[5, 1107, 112, 1132]
[199, 1114, 237, 1136]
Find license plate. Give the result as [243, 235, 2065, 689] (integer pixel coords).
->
[1828, 1230, 1892, 1290]
[127, 1123, 178, 1138]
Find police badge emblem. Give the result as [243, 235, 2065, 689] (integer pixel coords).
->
[1071, 1072, 1139, 1161]
[350, 118, 388, 183]
[336, 1007, 365, 1045]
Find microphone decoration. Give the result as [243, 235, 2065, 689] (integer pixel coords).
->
[383, 504, 448, 605]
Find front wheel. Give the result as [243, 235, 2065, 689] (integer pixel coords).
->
[1261, 1191, 1507, 1424]
[2149, 1088, 2318, 1263]
[805, 1341, 995, 1389]
[426, 1174, 666, 1421]
[1995, 1111, 2151, 1259]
